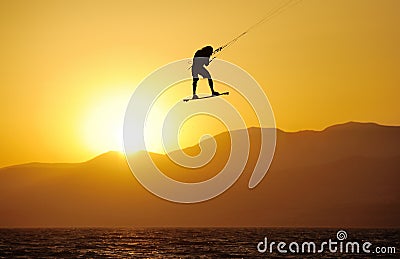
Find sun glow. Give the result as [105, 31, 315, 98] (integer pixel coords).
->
[80, 80, 259, 156]
[81, 89, 131, 154]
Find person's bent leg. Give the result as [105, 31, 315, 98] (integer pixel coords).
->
[208, 78, 220, 96]
[200, 69, 217, 95]
[192, 78, 199, 99]
[192, 78, 199, 95]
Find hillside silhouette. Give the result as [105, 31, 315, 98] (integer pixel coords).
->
[0, 122, 399, 227]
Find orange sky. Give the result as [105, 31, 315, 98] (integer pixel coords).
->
[1, 0, 399, 167]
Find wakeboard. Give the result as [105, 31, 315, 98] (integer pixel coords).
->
[183, 92, 229, 102]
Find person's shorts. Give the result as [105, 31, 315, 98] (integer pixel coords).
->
[192, 66, 211, 79]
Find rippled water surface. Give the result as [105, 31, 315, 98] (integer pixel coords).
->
[0, 228, 398, 258]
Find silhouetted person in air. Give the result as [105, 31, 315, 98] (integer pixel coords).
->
[191, 46, 220, 99]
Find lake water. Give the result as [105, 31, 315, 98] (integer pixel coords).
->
[0, 228, 398, 258]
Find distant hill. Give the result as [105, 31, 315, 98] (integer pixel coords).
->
[0, 122, 399, 227]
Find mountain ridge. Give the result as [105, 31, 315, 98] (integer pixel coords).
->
[2, 121, 397, 169]
[0, 121, 399, 227]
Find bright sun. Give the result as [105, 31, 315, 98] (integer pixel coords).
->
[80, 86, 175, 156]
[81, 89, 131, 154]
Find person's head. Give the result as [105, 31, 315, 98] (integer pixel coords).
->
[202, 46, 213, 56]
